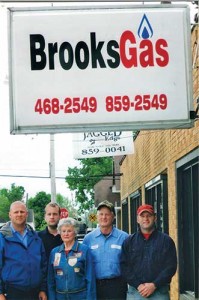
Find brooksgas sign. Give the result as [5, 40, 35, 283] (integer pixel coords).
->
[29, 27, 169, 71]
[8, 4, 193, 134]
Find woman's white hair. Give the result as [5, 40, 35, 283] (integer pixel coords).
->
[57, 217, 80, 235]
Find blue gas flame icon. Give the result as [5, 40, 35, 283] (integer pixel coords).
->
[138, 14, 153, 39]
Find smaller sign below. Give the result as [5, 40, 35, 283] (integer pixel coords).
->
[72, 131, 134, 159]
[60, 208, 69, 219]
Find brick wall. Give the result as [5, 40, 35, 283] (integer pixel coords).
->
[120, 24, 199, 300]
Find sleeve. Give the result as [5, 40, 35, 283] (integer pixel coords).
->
[40, 239, 48, 292]
[85, 247, 97, 300]
[0, 235, 5, 294]
[153, 236, 177, 287]
[120, 237, 140, 289]
[47, 251, 56, 300]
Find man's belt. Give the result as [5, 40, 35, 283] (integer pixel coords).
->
[96, 277, 122, 284]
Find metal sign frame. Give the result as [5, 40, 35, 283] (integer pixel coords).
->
[2, 0, 193, 2]
[8, 3, 194, 134]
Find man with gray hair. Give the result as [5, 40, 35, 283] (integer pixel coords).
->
[83, 200, 128, 300]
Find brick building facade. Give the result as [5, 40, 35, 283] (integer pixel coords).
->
[119, 24, 199, 300]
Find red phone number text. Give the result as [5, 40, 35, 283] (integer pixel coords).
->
[34, 94, 167, 114]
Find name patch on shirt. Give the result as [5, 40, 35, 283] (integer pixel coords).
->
[111, 244, 121, 250]
[56, 269, 63, 275]
[74, 267, 80, 273]
[91, 244, 99, 249]
[68, 256, 77, 267]
[54, 253, 61, 266]
[74, 251, 82, 258]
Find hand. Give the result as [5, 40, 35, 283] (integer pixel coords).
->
[137, 283, 156, 298]
[39, 291, 47, 300]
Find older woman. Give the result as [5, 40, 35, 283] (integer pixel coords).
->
[47, 218, 96, 300]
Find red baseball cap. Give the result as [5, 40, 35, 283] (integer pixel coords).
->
[137, 204, 155, 216]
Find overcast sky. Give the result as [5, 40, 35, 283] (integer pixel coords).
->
[0, 1, 197, 200]
[0, 3, 78, 199]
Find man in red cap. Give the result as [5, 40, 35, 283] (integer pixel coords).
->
[120, 204, 177, 300]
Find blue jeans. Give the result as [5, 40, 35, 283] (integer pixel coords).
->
[127, 285, 170, 300]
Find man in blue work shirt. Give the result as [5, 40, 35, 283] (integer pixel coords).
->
[83, 200, 128, 300]
[120, 204, 177, 300]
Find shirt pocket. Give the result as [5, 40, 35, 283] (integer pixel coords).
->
[128, 246, 142, 265]
[69, 257, 85, 277]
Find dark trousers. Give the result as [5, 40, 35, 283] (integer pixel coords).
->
[96, 277, 127, 300]
[5, 286, 40, 300]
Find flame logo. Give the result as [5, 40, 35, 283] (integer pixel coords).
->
[138, 14, 153, 39]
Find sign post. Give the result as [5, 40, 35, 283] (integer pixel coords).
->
[50, 134, 56, 203]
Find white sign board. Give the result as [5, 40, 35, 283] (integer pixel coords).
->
[72, 131, 134, 158]
[8, 4, 193, 134]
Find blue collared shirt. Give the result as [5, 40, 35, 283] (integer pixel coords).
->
[83, 227, 128, 279]
[10, 223, 28, 247]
